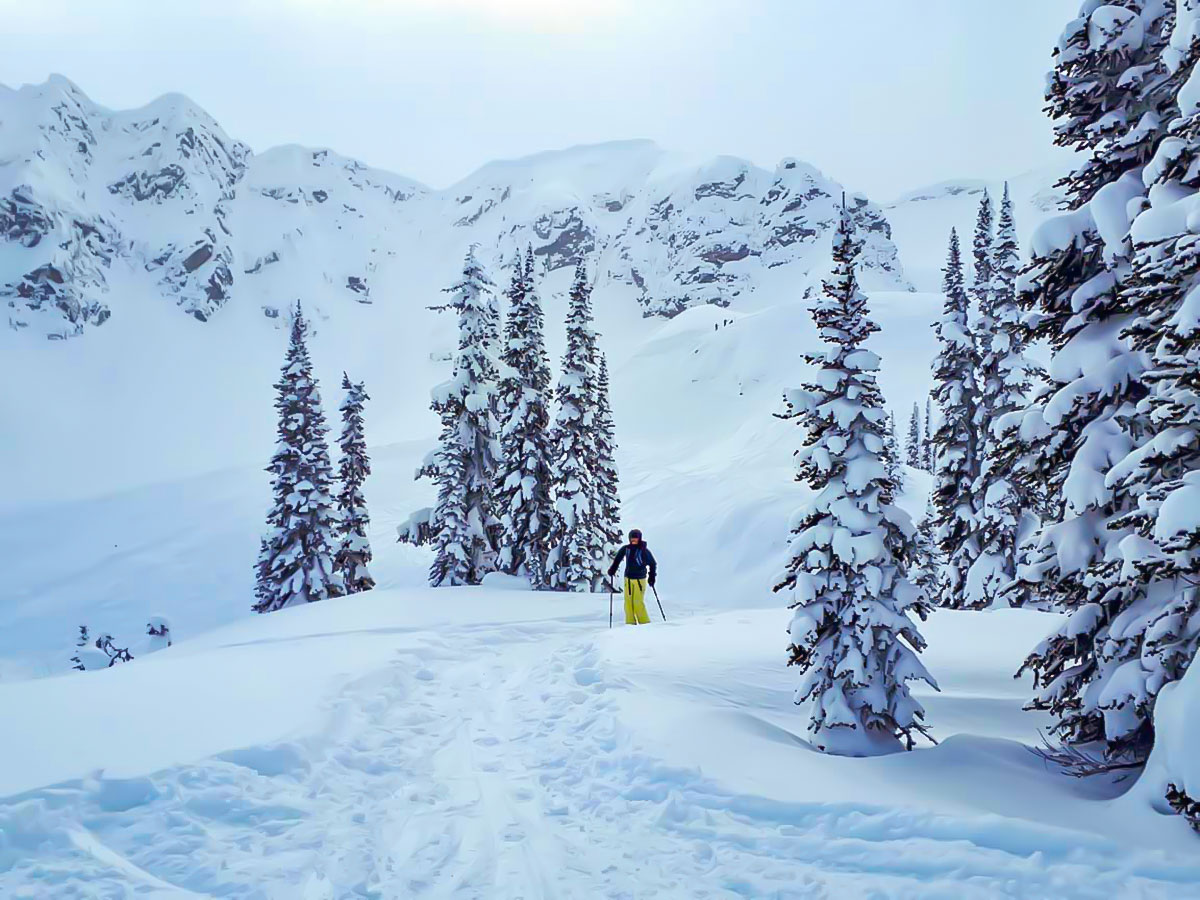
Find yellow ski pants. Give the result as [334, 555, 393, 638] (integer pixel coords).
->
[624, 578, 651, 625]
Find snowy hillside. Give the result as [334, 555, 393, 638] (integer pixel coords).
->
[0, 78, 1029, 686]
[1, 76, 908, 342]
[883, 169, 1065, 291]
[4, 590, 1199, 897]
[10, 64, 1200, 894]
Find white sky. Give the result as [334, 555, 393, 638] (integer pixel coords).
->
[1, 0, 1077, 200]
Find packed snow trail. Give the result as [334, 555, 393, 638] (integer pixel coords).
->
[1, 594, 1198, 898]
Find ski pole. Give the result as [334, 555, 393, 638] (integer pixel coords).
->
[609, 579, 615, 629]
[651, 584, 666, 622]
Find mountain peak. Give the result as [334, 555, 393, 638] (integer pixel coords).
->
[1, 79, 911, 338]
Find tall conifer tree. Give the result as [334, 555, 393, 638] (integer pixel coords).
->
[931, 230, 982, 609]
[254, 304, 344, 612]
[967, 184, 1033, 608]
[427, 248, 502, 587]
[594, 350, 622, 552]
[546, 264, 606, 591]
[923, 395, 934, 471]
[774, 206, 936, 755]
[1014, 1, 1180, 765]
[335, 373, 376, 594]
[495, 246, 555, 584]
[971, 189, 994, 309]
[906, 402, 922, 469]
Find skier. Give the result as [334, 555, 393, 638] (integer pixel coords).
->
[608, 529, 657, 625]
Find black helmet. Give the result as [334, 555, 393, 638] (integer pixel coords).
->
[628, 529, 643, 541]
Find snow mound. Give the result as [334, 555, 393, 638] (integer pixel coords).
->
[1, 591, 1196, 897]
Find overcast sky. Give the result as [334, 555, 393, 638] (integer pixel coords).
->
[2, 0, 1077, 200]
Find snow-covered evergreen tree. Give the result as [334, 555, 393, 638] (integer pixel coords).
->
[912, 493, 943, 599]
[253, 537, 272, 610]
[773, 205, 936, 756]
[72, 626, 133, 670]
[427, 248, 503, 587]
[1014, 1, 1180, 766]
[253, 304, 344, 613]
[494, 247, 555, 585]
[967, 184, 1036, 608]
[546, 263, 606, 592]
[1067, 15, 1200, 769]
[70, 625, 90, 671]
[931, 229, 982, 609]
[884, 410, 903, 492]
[594, 350, 622, 552]
[335, 373, 376, 594]
[906, 402, 923, 469]
[923, 395, 934, 471]
[970, 189, 994, 309]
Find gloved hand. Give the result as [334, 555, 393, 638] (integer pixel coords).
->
[608, 567, 618, 579]
[648, 573, 656, 587]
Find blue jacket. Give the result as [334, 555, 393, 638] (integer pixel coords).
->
[609, 543, 657, 581]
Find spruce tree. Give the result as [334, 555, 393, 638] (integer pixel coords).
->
[70, 626, 90, 671]
[930, 230, 982, 609]
[594, 350, 622, 551]
[970, 189, 994, 309]
[494, 246, 555, 585]
[546, 263, 606, 592]
[773, 206, 936, 756]
[253, 537, 272, 610]
[923, 395, 934, 471]
[884, 410, 903, 492]
[427, 248, 502, 587]
[254, 304, 344, 613]
[1067, 34, 1200, 767]
[905, 402, 922, 469]
[1014, 1, 1180, 766]
[967, 184, 1035, 608]
[912, 493, 942, 599]
[335, 373, 376, 594]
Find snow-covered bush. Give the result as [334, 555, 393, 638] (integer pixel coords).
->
[146, 616, 172, 652]
[70, 625, 134, 671]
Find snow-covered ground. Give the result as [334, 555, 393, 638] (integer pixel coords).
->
[0, 271, 947, 679]
[5, 77, 1199, 895]
[4, 588, 1199, 898]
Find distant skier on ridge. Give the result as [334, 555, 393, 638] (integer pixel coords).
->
[607, 529, 657, 625]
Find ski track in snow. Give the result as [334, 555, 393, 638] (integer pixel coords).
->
[2, 615, 1198, 900]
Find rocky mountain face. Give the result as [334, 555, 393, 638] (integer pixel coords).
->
[0, 77, 911, 339]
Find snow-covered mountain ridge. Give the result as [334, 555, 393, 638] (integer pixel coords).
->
[0, 76, 911, 339]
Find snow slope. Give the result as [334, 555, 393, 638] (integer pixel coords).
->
[3, 590, 1198, 898]
[883, 169, 1065, 292]
[0, 276, 944, 677]
[7, 73, 1199, 894]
